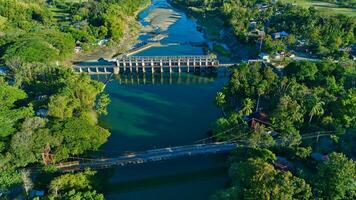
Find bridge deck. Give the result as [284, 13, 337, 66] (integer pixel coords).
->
[73, 55, 236, 74]
[56, 142, 237, 171]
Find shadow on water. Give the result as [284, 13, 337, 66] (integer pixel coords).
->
[99, 155, 229, 200]
[104, 167, 227, 193]
[95, 72, 229, 152]
[93, 0, 231, 199]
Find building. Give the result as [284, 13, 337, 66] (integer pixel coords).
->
[249, 21, 257, 30]
[259, 52, 270, 62]
[271, 31, 289, 39]
[246, 112, 270, 129]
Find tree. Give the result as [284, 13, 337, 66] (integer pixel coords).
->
[9, 117, 49, 167]
[96, 94, 110, 115]
[285, 61, 318, 82]
[48, 170, 104, 199]
[53, 117, 110, 160]
[60, 190, 104, 200]
[335, 89, 356, 128]
[0, 80, 33, 137]
[215, 92, 227, 116]
[212, 158, 312, 200]
[0, 79, 27, 107]
[240, 98, 254, 116]
[315, 152, 356, 200]
[308, 100, 325, 123]
[271, 95, 304, 130]
[0, 168, 22, 188]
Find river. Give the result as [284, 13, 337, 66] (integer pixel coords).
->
[98, 0, 229, 199]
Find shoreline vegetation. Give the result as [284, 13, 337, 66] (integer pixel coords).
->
[170, 0, 356, 61]
[71, 1, 151, 62]
[0, 0, 151, 199]
[168, 0, 258, 61]
[171, 0, 355, 199]
[0, 0, 355, 199]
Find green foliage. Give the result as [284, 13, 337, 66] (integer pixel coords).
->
[2, 36, 58, 63]
[0, 168, 22, 188]
[285, 61, 318, 81]
[0, 80, 33, 137]
[96, 94, 110, 115]
[268, 4, 355, 57]
[8, 117, 53, 167]
[173, 0, 356, 58]
[56, 0, 149, 43]
[212, 60, 355, 200]
[229, 147, 277, 163]
[2, 31, 74, 63]
[48, 74, 104, 120]
[262, 35, 287, 54]
[53, 117, 109, 160]
[48, 170, 104, 200]
[212, 156, 312, 200]
[0, 0, 52, 30]
[0, 78, 27, 107]
[59, 190, 105, 200]
[315, 152, 356, 199]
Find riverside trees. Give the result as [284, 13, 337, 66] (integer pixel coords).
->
[172, 0, 356, 59]
[211, 60, 355, 200]
[212, 148, 312, 200]
[0, 0, 154, 197]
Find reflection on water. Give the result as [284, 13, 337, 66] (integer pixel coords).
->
[97, 0, 230, 199]
[98, 71, 228, 151]
[93, 71, 228, 86]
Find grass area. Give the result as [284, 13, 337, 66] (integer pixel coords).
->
[281, 0, 356, 16]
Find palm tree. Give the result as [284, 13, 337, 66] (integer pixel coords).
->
[215, 92, 226, 116]
[309, 101, 325, 123]
[241, 98, 254, 116]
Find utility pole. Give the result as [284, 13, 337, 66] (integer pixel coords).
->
[316, 131, 320, 143]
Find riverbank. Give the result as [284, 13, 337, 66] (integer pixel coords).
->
[168, 0, 257, 61]
[95, 1, 230, 199]
[71, 1, 151, 62]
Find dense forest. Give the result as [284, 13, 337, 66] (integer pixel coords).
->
[171, 0, 355, 199]
[0, 0, 355, 199]
[211, 60, 355, 199]
[0, 0, 149, 199]
[171, 0, 356, 59]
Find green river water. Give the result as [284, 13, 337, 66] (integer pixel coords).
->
[98, 1, 230, 199]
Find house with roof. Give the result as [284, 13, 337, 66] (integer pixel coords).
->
[245, 112, 271, 129]
[271, 31, 289, 39]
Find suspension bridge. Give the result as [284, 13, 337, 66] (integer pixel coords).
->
[56, 141, 237, 172]
[54, 131, 333, 172]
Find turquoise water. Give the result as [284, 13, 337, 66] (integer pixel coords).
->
[98, 0, 229, 199]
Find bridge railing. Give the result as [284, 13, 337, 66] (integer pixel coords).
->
[119, 55, 216, 61]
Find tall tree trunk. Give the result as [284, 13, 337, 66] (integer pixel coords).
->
[256, 95, 260, 112]
[309, 114, 313, 123]
[221, 107, 226, 117]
